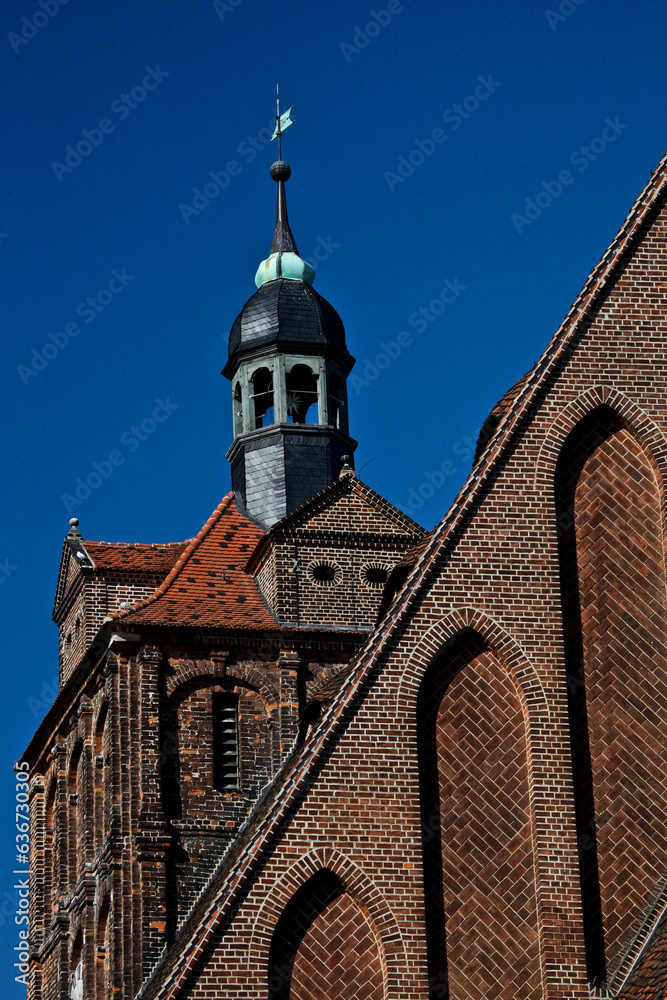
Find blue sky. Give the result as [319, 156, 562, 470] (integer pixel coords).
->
[2, 0, 667, 990]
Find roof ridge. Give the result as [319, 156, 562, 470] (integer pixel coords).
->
[84, 539, 189, 550]
[114, 494, 235, 622]
[139, 153, 667, 999]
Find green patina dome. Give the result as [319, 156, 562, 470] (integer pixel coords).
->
[255, 251, 315, 288]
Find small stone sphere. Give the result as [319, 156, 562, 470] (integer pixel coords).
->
[69, 517, 79, 527]
[270, 160, 291, 182]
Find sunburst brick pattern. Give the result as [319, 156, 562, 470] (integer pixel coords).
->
[557, 409, 667, 981]
[269, 870, 384, 1000]
[418, 632, 542, 1000]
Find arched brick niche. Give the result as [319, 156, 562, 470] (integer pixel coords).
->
[535, 386, 667, 505]
[252, 850, 407, 1000]
[267, 869, 385, 1000]
[162, 673, 278, 821]
[555, 404, 667, 987]
[417, 628, 542, 1000]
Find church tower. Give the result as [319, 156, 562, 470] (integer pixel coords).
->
[223, 158, 357, 526]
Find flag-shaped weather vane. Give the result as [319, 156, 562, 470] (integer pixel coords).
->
[271, 86, 294, 160]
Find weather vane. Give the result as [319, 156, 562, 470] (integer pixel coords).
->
[271, 85, 294, 161]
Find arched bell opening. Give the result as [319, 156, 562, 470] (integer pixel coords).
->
[286, 364, 319, 424]
[233, 381, 244, 436]
[251, 367, 274, 428]
[328, 371, 348, 434]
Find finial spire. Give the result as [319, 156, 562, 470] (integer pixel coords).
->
[254, 93, 315, 289]
[269, 88, 297, 254]
[67, 517, 82, 540]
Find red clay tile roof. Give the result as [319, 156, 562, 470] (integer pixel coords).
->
[474, 370, 532, 464]
[618, 908, 667, 999]
[83, 541, 189, 573]
[116, 494, 276, 629]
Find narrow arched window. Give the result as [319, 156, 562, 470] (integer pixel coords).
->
[70, 932, 84, 1000]
[286, 364, 319, 424]
[93, 703, 109, 853]
[68, 744, 83, 889]
[96, 896, 110, 997]
[251, 368, 274, 428]
[43, 778, 57, 928]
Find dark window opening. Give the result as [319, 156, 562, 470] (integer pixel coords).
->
[213, 693, 238, 791]
[365, 566, 388, 586]
[286, 364, 318, 424]
[251, 368, 274, 428]
[312, 564, 336, 584]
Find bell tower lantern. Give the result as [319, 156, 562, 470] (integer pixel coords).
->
[223, 156, 357, 527]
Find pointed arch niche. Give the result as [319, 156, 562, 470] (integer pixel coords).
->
[267, 869, 384, 1000]
[415, 622, 543, 1000]
[555, 401, 667, 986]
[253, 849, 407, 1000]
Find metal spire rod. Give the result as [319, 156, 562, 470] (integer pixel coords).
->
[276, 84, 281, 161]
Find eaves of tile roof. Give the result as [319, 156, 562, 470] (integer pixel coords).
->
[137, 153, 667, 1000]
[617, 903, 667, 999]
[473, 370, 533, 464]
[82, 540, 189, 573]
[116, 494, 276, 630]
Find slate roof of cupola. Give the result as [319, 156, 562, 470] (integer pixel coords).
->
[116, 493, 276, 629]
[224, 278, 352, 376]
